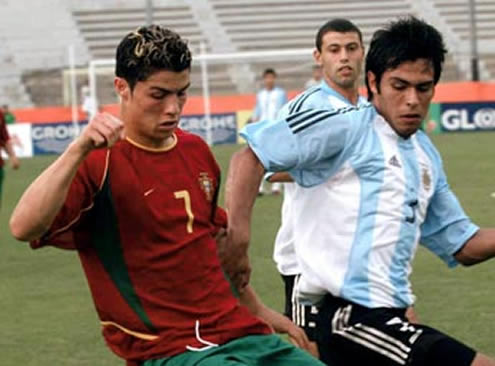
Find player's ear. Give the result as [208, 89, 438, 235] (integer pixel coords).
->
[367, 71, 378, 95]
[313, 48, 322, 66]
[114, 77, 130, 101]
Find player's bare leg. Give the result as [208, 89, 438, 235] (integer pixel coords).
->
[472, 353, 495, 366]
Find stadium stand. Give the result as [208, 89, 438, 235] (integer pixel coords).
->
[72, 0, 240, 103]
[0, 0, 88, 108]
[1, 0, 493, 108]
[429, 0, 495, 79]
[209, 0, 469, 90]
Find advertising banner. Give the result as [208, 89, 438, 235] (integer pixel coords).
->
[179, 113, 237, 144]
[439, 102, 495, 132]
[32, 122, 87, 155]
[2, 123, 33, 158]
[236, 110, 252, 144]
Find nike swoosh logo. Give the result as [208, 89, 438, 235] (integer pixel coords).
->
[144, 188, 155, 196]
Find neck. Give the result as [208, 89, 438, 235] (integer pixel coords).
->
[126, 133, 177, 151]
[326, 78, 359, 105]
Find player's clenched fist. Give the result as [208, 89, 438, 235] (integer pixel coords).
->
[77, 112, 124, 153]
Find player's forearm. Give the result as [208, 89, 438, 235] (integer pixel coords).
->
[10, 141, 89, 241]
[225, 147, 264, 244]
[455, 228, 495, 265]
[239, 285, 263, 315]
[239, 285, 289, 333]
[240, 284, 315, 355]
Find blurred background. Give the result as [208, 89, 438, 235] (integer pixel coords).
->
[1, 0, 493, 108]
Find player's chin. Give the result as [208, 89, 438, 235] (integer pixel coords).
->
[397, 125, 420, 138]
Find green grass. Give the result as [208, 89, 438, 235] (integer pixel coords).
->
[1, 132, 494, 365]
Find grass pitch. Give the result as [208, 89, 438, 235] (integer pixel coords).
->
[0, 132, 494, 365]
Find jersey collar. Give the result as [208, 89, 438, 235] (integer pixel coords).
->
[125, 133, 178, 152]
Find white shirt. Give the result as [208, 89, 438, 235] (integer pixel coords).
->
[272, 81, 368, 277]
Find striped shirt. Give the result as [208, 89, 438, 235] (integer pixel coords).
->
[252, 87, 287, 121]
[272, 81, 368, 276]
[241, 103, 478, 308]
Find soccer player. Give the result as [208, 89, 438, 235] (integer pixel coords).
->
[270, 19, 418, 361]
[224, 17, 495, 366]
[252, 68, 287, 195]
[9, 25, 325, 366]
[0, 108, 20, 207]
[269, 17, 368, 353]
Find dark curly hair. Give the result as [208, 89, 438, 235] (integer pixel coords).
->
[365, 16, 447, 100]
[115, 25, 192, 90]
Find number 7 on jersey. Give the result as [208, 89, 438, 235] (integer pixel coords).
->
[174, 190, 194, 233]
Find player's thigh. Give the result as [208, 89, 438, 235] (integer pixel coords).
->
[253, 335, 324, 366]
[471, 353, 495, 366]
[317, 302, 476, 366]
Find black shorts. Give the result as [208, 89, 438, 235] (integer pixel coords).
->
[281, 274, 319, 342]
[315, 293, 477, 366]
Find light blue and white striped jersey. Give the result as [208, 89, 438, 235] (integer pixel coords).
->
[252, 86, 288, 121]
[241, 103, 479, 308]
[272, 81, 368, 276]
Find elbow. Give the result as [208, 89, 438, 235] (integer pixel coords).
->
[9, 215, 40, 242]
[454, 249, 482, 266]
[9, 216, 28, 241]
[457, 258, 477, 267]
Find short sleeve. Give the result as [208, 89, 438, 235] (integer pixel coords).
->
[240, 106, 367, 184]
[31, 150, 108, 250]
[420, 167, 479, 267]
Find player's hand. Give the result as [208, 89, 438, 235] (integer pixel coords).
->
[405, 306, 419, 324]
[220, 227, 251, 293]
[10, 156, 20, 170]
[75, 112, 124, 154]
[264, 308, 319, 359]
[288, 326, 320, 359]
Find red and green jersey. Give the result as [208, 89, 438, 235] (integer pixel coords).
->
[32, 129, 271, 364]
[0, 111, 9, 168]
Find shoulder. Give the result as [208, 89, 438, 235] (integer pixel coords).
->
[86, 146, 111, 168]
[71, 148, 111, 192]
[176, 128, 217, 161]
[176, 128, 209, 148]
[85, 147, 109, 167]
[414, 130, 442, 162]
[286, 86, 324, 114]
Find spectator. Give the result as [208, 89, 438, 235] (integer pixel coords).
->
[252, 68, 287, 195]
[304, 65, 323, 89]
[3, 105, 16, 124]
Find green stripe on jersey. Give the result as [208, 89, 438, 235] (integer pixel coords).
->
[91, 173, 156, 332]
